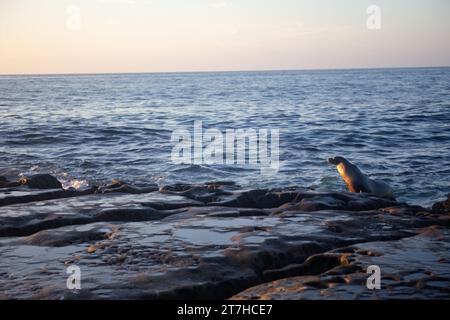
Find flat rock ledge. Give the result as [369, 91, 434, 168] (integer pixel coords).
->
[0, 180, 448, 300]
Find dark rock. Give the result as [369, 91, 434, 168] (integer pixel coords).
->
[159, 183, 196, 192]
[0, 191, 203, 237]
[22, 225, 116, 247]
[160, 183, 236, 203]
[262, 253, 343, 281]
[97, 179, 158, 194]
[0, 187, 96, 207]
[231, 226, 450, 300]
[205, 181, 236, 187]
[0, 176, 8, 187]
[19, 174, 63, 189]
[209, 189, 301, 208]
[275, 191, 398, 212]
[0, 183, 448, 299]
[432, 193, 450, 213]
[0, 176, 20, 189]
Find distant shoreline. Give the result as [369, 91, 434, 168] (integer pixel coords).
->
[1, 65, 449, 77]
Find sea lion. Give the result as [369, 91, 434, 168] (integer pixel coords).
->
[328, 156, 394, 199]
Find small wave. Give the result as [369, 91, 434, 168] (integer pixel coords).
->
[61, 179, 90, 190]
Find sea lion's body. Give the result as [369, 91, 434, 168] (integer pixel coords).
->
[329, 156, 394, 199]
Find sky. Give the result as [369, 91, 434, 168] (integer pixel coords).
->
[0, 0, 449, 74]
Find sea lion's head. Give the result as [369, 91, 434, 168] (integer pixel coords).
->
[327, 156, 348, 165]
[328, 156, 350, 166]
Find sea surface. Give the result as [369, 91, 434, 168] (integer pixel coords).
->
[0, 67, 449, 207]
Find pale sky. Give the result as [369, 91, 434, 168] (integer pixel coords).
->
[0, 0, 449, 74]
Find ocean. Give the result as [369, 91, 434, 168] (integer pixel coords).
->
[1, 67, 449, 207]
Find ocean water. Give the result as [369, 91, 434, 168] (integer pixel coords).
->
[0, 68, 449, 207]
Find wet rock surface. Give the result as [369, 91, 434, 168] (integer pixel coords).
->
[0, 176, 20, 189]
[231, 226, 450, 300]
[432, 193, 450, 214]
[0, 180, 448, 299]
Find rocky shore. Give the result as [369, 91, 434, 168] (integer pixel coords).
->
[0, 174, 449, 299]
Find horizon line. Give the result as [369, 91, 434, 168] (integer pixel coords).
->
[1, 65, 449, 77]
